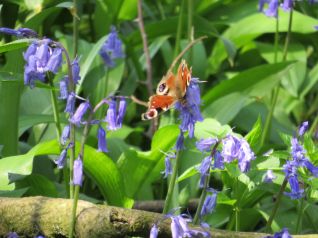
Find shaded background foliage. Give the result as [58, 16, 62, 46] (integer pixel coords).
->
[0, 0, 318, 235]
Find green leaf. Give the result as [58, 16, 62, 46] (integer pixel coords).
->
[209, 10, 318, 73]
[194, 118, 232, 139]
[0, 38, 32, 53]
[245, 116, 262, 151]
[24, 7, 61, 29]
[0, 78, 22, 156]
[19, 114, 55, 136]
[0, 140, 132, 207]
[118, 0, 138, 20]
[76, 35, 108, 94]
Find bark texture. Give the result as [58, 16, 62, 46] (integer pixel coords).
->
[0, 197, 317, 238]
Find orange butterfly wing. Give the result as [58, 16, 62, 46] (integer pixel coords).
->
[141, 95, 175, 120]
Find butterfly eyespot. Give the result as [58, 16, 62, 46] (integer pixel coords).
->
[158, 83, 166, 93]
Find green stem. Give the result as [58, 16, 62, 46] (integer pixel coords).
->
[265, 178, 288, 232]
[295, 197, 304, 234]
[69, 112, 93, 238]
[163, 152, 181, 214]
[309, 116, 318, 135]
[282, 9, 293, 62]
[173, 0, 185, 60]
[235, 206, 240, 231]
[274, 17, 279, 64]
[187, 0, 193, 64]
[69, 185, 80, 238]
[73, 0, 79, 58]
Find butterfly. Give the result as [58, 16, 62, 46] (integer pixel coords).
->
[141, 59, 192, 120]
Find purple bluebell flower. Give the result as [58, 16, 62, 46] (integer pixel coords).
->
[175, 130, 185, 151]
[23, 39, 63, 87]
[237, 139, 255, 172]
[55, 143, 72, 169]
[259, 0, 269, 11]
[201, 193, 217, 217]
[304, 160, 318, 177]
[59, 77, 68, 100]
[150, 224, 159, 238]
[65, 92, 76, 114]
[285, 175, 304, 200]
[116, 97, 127, 128]
[0, 27, 38, 38]
[45, 47, 63, 73]
[99, 26, 124, 67]
[73, 157, 83, 186]
[264, 170, 276, 183]
[314, 26, 318, 30]
[60, 125, 70, 145]
[7, 232, 19, 238]
[105, 98, 117, 130]
[162, 152, 175, 178]
[97, 126, 108, 153]
[175, 78, 203, 138]
[71, 57, 81, 84]
[221, 135, 241, 163]
[291, 137, 307, 167]
[265, 0, 279, 17]
[213, 151, 224, 169]
[264, 228, 292, 238]
[196, 138, 218, 152]
[170, 216, 183, 238]
[70, 101, 91, 126]
[298, 121, 309, 136]
[281, 0, 293, 11]
[197, 156, 212, 188]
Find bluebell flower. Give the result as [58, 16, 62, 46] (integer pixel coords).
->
[298, 121, 309, 136]
[264, 228, 292, 238]
[70, 101, 91, 126]
[116, 97, 127, 128]
[265, 0, 279, 17]
[237, 139, 255, 173]
[213, 151, 224, 169]
[23, 39, 63, 87]
[175, 130, 185, 151]
[60, 125, 70, 145]
[71, 57, 81, 84]
[291, 137, 307, 167]
[99, 26, 124, 67]
[0, 27, 38, 38]
[221, 135, 241, 163]
[6, 232, 19, 238]
[105, 98, 117, 130]
[197, 156, 212, 188]
[97, 126, 108, 153]
[175, 78, 203, 138]
[162, 152, 175, 178]
[281, 0, 293, 11]
[59, 77, 68, 100]
[55, 143, 72, 169]
[285, 175, 304, 200]
[45, 47, 63, 73]
[201, 193, 217, 217]
[264, 170, 276, 183]
[196, 138, 218, 152]
[65, 92, 76, 114]
[170, 216, 184, 238]
[259, 0, 269, 11]
[150, 224, 159, 238]
[73, 157, 83, 186]
[304, 160, 318, 177]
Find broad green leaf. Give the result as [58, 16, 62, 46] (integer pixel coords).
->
[0, 140, 132, 207]
[118, 0, 137, 20]
[245, 116, 262, 151]
[209, 10, 318, 73]
[76, 35, 108, 94]
[19, 114, 55, 136]
[24, 7, 60, 29]
[0, 38, 32, 53]
[194, 118, 232, 139]
[203, 62, 294, 107]
[0, 188, 29, 197]
[0, 78, 22, 156]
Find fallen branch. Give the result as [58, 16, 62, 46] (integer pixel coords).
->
[0, 197, 317, 238]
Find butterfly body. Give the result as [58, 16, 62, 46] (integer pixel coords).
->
[141, 59, 192, 120]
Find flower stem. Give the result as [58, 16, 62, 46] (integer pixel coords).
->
[73, 0, 79, 58]
[173, 0, 185, 60]
[187, 0, 193, 63]
[163, 151, 181, 214]
[295, 196, 304, 234]
[193, 142, 219, 224]
[282, 9, 293, 62]
[265, 178, 288, 232]
[69, 112, 93, 238]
